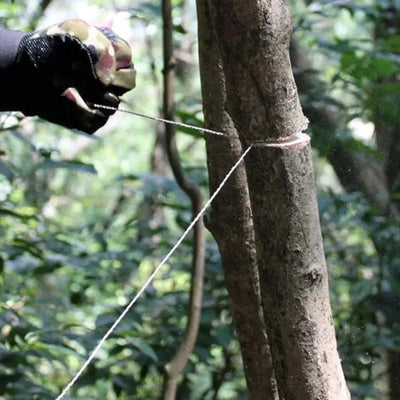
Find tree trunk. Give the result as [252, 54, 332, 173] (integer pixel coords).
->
[196, 1, 279, 399]
[207, 1, 350, 399]
[292, 21, 400, 399]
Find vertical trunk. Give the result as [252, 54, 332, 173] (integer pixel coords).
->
[243, 139, 349, 400]
[292, 34, 400, 400]
[162, 1, 206, 399]
[208, 1, 350, 399]
[390, 352, 400, 400]
[196, 1, 279, 399]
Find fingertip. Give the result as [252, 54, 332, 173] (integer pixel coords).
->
[103, 92, 120, 107]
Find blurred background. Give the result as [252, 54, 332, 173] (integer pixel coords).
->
[0, 0, 399, 399]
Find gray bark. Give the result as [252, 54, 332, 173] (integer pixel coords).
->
[196, 1, 279, 399]
[208, 1, 350, 399]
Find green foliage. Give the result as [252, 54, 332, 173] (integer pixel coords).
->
[320, 192, 400, 399]
[0, 2, 245, 399]
[296, 1, 400, 398]
[0, 113, 243, 399]
[1, 1, 400, 399]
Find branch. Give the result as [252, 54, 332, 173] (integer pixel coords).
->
[211, 349, 232, 400]
[28, 0, 53, 30]
[161, 1, 206, 399]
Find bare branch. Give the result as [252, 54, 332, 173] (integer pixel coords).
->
[161, 1, 206, 399]
[28, 0, 53, 30]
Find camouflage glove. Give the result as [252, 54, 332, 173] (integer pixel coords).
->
[14, 19, 136, 133]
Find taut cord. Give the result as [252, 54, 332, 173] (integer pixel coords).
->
[54, 137, 252, 400]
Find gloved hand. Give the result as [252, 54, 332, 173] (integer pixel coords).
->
[13, 19, 136, 133]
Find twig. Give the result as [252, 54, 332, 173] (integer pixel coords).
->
[211, 349, 232, 400]
[28, 0, 53, 30]
[161, 1, 206, 399]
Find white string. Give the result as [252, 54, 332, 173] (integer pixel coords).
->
[54, 144, 252, 400]
[93, 104, 226, 137]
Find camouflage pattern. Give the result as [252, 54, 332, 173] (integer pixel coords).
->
[16, 19, 136, 133]
[30, 19, 136, 91]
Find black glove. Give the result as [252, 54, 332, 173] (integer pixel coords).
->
[9, 19, 136, 133]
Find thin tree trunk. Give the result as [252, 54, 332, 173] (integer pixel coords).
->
[291, 34, 400, 399]
[208, 1, 350, 399]
[161, 1, 206, 399]
[196, 1, 279, 399]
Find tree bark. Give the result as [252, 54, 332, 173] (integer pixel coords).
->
[196, 1, 279, 399]
[208, 1, 350, 399]
[162, 1, 206, 399]
[292, 32, 400, 399]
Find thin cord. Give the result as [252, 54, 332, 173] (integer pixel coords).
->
[54, 144, 252, 400]
[93, 104, 226, 137]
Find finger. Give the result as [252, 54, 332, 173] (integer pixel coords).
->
[62, 88, 110, 133]
[84, 91, 120, 118]
[110, 68, 137, 95]
[95, 26, 136, 94]
[101, 92, 119, 108]
[40, 87, 109, 133]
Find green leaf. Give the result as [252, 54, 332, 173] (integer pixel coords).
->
[382, 35, 400, 52]
[0, 159, 14, 180]
[37, 160, 97, 174]
[0, 208, 37, 221]
[367, 57, 398, 80]
[175, 109, 205, 139]
[129, 338, 158, 362]
[214, 325, 232, 348]
[173, 24, 187, 34]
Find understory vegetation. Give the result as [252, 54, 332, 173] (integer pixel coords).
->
[0, 1, 399, 399]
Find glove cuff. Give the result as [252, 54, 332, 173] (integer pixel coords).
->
[0, 29, 28, 111]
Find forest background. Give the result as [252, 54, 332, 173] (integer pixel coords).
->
[0, 0, 399, 399]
